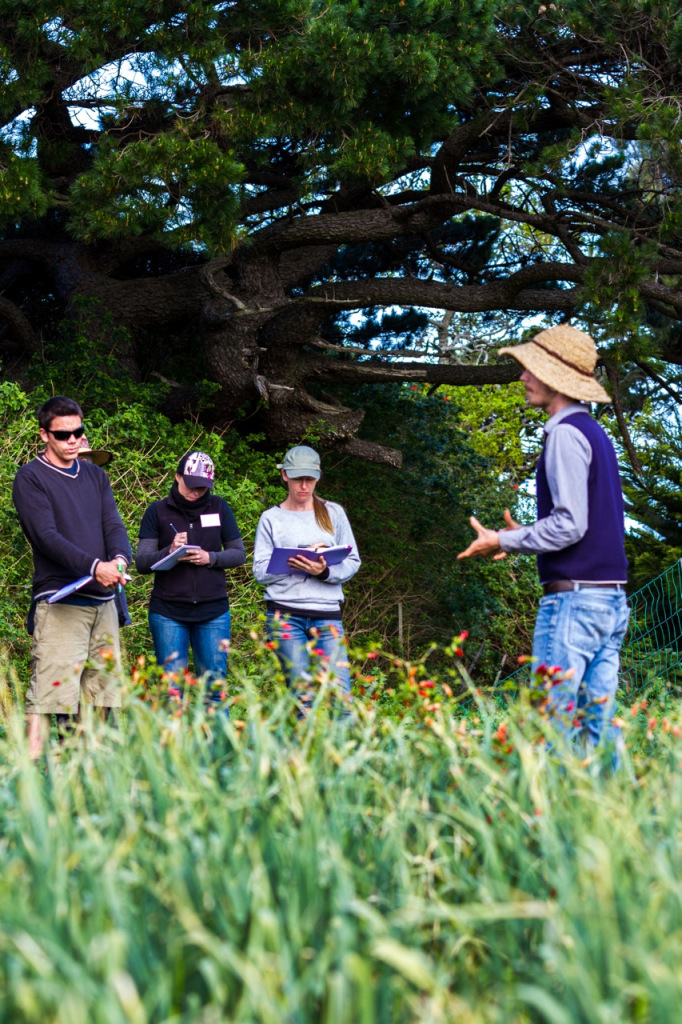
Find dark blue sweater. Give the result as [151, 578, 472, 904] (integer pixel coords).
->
[536, 413, 628, 583]
[13, 455, 132, 600]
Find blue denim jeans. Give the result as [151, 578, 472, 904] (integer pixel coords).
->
[265, 612, 351, 711]
[148, 609, 231, 705]
[532, 588, 630, 754]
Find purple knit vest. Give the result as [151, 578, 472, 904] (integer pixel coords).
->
[536, 412, 628, 584]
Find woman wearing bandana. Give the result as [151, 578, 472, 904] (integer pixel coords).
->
[136, 451, 246, 698]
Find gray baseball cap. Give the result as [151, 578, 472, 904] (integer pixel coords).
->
[276, 445, 321, 479]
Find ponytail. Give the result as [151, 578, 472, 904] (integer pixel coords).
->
[313, 494, 334, 534]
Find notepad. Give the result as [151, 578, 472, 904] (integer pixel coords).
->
[151, 545, 201, 571]
[47, 575, 94, 603]
[265, 545, 352, 575]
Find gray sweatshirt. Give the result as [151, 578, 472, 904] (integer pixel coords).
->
[253, 502, 361, 613]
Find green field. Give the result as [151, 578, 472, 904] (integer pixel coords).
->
[0, 648, 681, 1024]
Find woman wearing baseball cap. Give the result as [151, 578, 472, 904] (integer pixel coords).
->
[253, 445, 361, 713]
[136, 451, 246, 701]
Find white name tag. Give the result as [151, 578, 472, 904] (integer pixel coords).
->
[200, 513, 221, 528]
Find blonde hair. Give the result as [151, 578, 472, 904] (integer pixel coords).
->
[313, 494, 333, 534]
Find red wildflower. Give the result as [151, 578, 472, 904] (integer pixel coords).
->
[265, 641, 276, 649]
[52, 680, 61, 687]
[367, 651, 378, 660]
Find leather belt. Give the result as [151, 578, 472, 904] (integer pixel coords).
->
[542, 580, 626, 596]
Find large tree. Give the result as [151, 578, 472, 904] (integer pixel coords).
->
[1, 0, 681, 463]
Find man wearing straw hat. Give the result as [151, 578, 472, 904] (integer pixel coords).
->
[458, 325, 629, 755]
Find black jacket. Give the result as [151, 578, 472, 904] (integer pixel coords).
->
[136, 490, 245, 607]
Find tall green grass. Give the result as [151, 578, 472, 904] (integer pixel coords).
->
[1, 658, 681, 1023]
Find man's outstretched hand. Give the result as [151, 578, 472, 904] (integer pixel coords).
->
[457, 509, 520, 561]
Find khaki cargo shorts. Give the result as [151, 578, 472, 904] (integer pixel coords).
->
[26, 600, 123, 714]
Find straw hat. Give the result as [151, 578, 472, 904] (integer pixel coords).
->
[498, 325, 611, 404]
[77, 436, 113, 467]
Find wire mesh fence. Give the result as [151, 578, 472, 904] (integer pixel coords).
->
[621, 560, 682, 696]
[499, 561, 682, 696]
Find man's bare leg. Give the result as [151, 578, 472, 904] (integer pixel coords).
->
[26, 713, 48, 760]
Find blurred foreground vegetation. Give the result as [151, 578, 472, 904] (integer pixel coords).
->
[0, 641, 681, 1023]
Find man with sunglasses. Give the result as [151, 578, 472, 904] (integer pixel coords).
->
[12, 396, 132, 758]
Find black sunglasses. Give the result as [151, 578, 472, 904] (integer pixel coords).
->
[47, 426, 85, 441]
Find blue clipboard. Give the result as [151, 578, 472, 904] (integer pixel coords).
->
[266, 545, 352, 575]
[47, 575, 93, 603]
